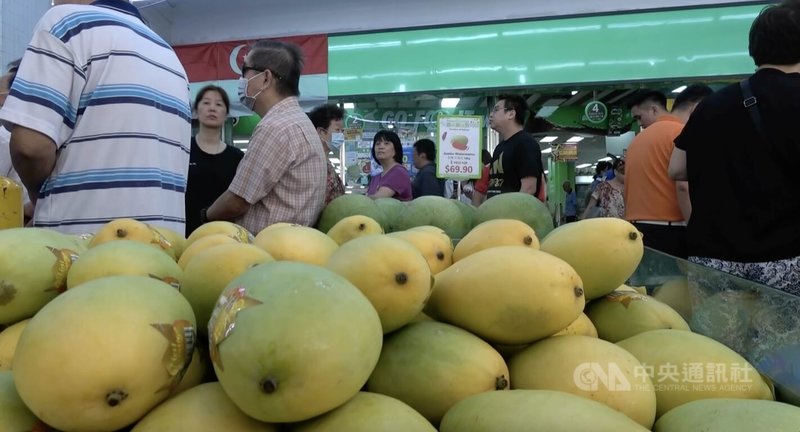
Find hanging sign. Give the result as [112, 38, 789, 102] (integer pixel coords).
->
[436, 115, 483, 180]
[554, 143, 578, 162]
[585, 101, 608, 124]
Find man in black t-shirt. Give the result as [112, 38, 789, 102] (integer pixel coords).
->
[486, 94, 544, 200]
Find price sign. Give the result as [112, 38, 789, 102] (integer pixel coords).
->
[436, 115, 483, 180]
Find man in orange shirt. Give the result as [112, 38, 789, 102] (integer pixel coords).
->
[624, 86, 712, 258]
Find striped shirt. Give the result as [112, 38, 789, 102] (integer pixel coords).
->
[229, 97, 327, 234]
[0, 0, 190, 235]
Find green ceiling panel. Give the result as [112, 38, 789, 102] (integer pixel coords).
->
[328, 4, 764, 96]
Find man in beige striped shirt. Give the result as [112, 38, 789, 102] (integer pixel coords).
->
[203, 40, 326, 235]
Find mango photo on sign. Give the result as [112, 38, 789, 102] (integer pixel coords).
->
[451, 135, 469, 151]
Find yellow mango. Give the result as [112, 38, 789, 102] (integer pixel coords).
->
[326, 235, 432, 333]
[617, 329, 773, 418]
[253, 226, 338, 266]
[509, 335, 656, 428]
[326, 215, 384, 245]
[453, 219, 539, 262]
[540, 218, 643, 300]
[586, 291, 690, 343]
[387, 230, 453, 275]
[426, 246, 585, 345]
[439, 389, 650, 432]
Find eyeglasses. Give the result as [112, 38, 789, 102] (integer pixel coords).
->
[491, 105, 512, 113]
[241, 65, 283, 82]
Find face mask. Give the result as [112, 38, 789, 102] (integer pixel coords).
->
[329, 132, 345, 151]
[237, 71, 265, 111]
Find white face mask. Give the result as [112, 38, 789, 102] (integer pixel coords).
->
[237, 71, 265, 112]
[329, 132, 344, 151]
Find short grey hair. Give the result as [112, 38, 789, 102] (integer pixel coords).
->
[248, 40, 303, 97]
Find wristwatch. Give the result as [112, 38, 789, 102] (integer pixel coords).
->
[200, 207, 209, 224]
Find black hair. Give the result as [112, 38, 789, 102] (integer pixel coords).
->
[308, 104, 345, 130]
[672, 84, 714, 112]
[372, 130, 403, 164]
[248, 40, 303, 97]
[595, 161, 611, 177]
[497, 94, 528, 126]
[749, 0, 800, 66]
[413, 138, 436, 161]
[193, 85, 230, 114]
[626, 90, 667, 110]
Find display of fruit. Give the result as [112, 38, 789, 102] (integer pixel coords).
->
[617, 329, 774, 418]
[0, 228, 79, 325]
[367, 321, 510, 425]
[426, 246, 585, 345]
[253, 225, 339, 266]
[0, 318, 28, 370]
[132, 382, 277, 432]
[586, 291, 691, 343]
[66, 239, 183, 290]
[509, 335, 657, 428]
[90, 218, 177, 259]
[0, 370, 40, 431]
[181, 243, 274, 332]
[326, 214, 384, 245]
[208, 262, 383, 423]
[316, 194, 386, 233]
[185, 220, 253, 249]
[541, 218, 644, 300]
[373, 197, 405, 232]
[13, 275, 196, 431]
[395, 195, 470, 239]
[439, 389, 650, 432]
[653, 398, 800, 432]
[553, 312, 598, 337]
[292, 392, 437, 432]
[0, 208, 796, 430]
[474, 192, 554, 238]
[326, 235, 432, 333]
[453, 218, 539, 262]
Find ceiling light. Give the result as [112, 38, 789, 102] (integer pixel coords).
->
[567, 136, 584, 143]
[571, 90, 579, 96]
[576, 163, 592, 169]
[330, 158, 341, 164]
[441, 98, 460, 108]
[541, 148, 553, 154]
[539, 136, 558, 143]
[343, 102, 355, 109]
[672, 85, 687, 93]
[233, 139, 249, 145]
[387, 124, 395, 129]
[535, 106, 559, 118]
[598, 156, 613, 162]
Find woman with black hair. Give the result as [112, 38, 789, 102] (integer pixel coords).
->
[367, 130, 412, 201]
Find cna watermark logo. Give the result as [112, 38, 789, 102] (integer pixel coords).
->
[573, 362, 757, 392]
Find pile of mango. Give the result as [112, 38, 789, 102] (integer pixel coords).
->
[1, 192, 799, 432]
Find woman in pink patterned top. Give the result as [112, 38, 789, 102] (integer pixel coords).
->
[582, 158, 625, 219]
[367, 130, 412, 201]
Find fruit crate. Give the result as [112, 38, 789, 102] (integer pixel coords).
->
[628, 247, 800, 406]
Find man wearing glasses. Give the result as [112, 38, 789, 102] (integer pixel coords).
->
[202, 40, 327, 234]
[486, 94, 545, 200]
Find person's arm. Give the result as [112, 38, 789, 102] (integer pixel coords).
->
[676, 181, 691, 222]
[520, 176, 538, 195]
[582, 196, 599, 220]
[9, 126, 57, 203]
[370, 186, 397, 199]
[206, 190, 250, 222]
[472, 191, 486, 206]
[668, 147, 688, 181]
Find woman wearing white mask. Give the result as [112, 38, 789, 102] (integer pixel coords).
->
[185, 85, 244, 235]
[308, 104, 346, 205]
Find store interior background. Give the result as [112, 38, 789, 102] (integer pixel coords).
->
[0, 0, 766, 215]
